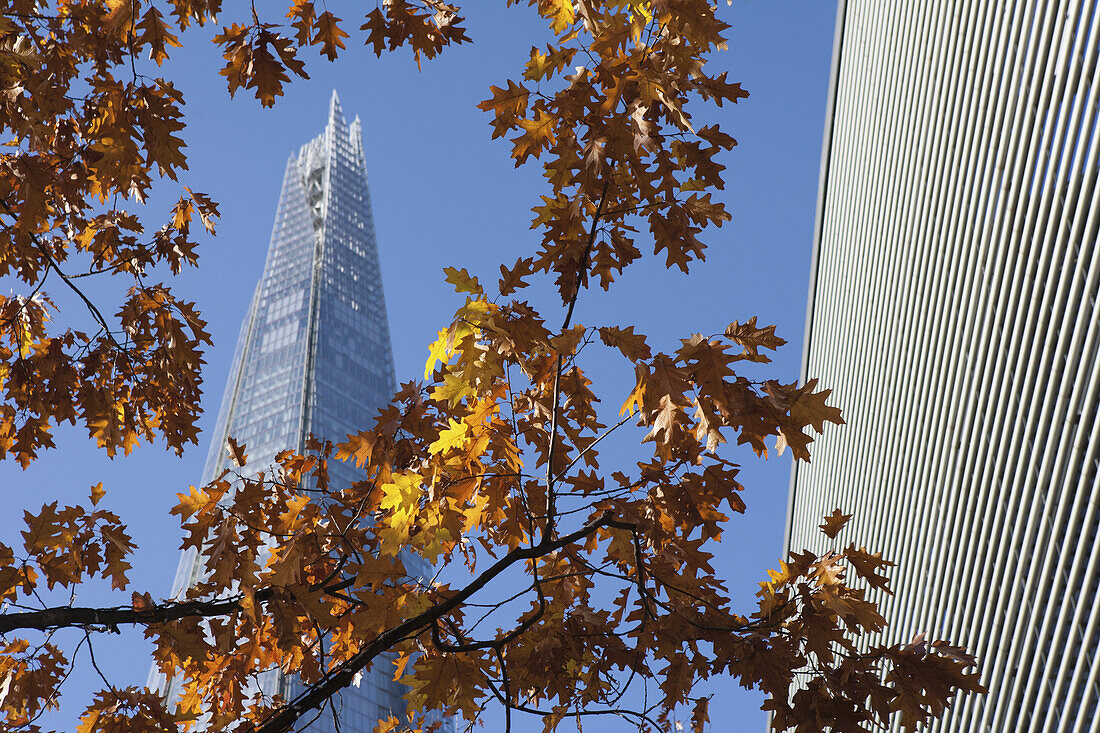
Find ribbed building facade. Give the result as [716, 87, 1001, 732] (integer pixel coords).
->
[152, 92, 426, 731]
[787, 1, 1100, 730]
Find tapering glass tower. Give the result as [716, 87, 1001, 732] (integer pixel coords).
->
[152, 92, 418, 731]
[787, 1, 1100, 730]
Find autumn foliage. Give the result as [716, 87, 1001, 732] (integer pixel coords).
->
[0, 1, 983, 732]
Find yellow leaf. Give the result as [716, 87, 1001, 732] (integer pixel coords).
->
[240, 586, 259, 623]
[379, 473, 423, 553]
[375, 715, 401, 733]
[620, 363, 647, 415]
[443, 266, 482, 294]
[170, 482, 229, 521]
[429, 418, 470, 456]
[537, 0, 575, 34]
[393, 652, 414, 682]
[524, 47, 556, 81]
[417, 523, 452, 563]
[380, 471, 418, 510]
[463, 491, 490, 530]
[430, 373, 476, 405]
[425, 328, 451, 379]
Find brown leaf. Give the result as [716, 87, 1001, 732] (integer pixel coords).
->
[286, 0, 316, 45]
[724, 316, 785, 360]
[845, 545, 893, 593]
[599, 325, 651, 362]
[313, 11, 349, 61]
[820, 509, 853, 539]
[691, 696, 711, 733]
[226, 436, 247, 467]
[135, 6, 181, 65]
[478, 80, 531, 139]
[249, 39, 290, 107]
[498, 257, 534, 295]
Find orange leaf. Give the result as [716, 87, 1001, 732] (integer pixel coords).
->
[511, 109, 556, 165]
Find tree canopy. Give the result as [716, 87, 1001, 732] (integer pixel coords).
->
[0, 1, 983, 732]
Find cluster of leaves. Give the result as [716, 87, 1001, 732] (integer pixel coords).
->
[484, 0, 745, 301]
[0, 467, 983, 733]
[219, 0, 470, 104]
[0, 0, 222, 464]
[0, 0, 470, 465]
[0, 487, 136, 729]
[0, 0, 985, 732]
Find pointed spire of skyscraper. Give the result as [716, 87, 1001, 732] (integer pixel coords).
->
[349, 113, 364, 163]
[154, 96, 434, 730]
[328, 89, 344, 128]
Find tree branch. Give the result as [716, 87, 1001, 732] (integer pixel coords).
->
[251, 510, 614, 733]
[544, 179, 612, 542]
[0, 574, 356, 635]
[0, 594, 255, 634]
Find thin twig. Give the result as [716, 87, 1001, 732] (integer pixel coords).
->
[544, 179, 612, 542]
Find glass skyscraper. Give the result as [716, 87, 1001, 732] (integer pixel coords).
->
[786, 1, 1100, 730]
[152, 91, 422, 731]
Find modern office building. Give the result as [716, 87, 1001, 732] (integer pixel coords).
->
[151, 91, 423, 731]
[786, 1, 1100, 730]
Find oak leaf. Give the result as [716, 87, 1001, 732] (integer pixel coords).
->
[313, 12, 349, 61]
[512, 109, 557, 164]
[724, 316, 785, 360]
[790, 378, 845, 433]
[820, 509, 853, 539]
[286, 0, 317, 44]
[537, 0, 576, 34]
[599, 325, 651, 362]
[845, 545, 894, 593]
[498, 257, 534, 295]
[135, 6, 181, 65]
[478, 80, 531, 139]
[443, 266, 482, 295]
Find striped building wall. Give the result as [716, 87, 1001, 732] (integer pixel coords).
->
[786, 0, 1100, 729]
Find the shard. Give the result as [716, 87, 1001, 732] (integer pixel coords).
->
[152, 91, 420, 731]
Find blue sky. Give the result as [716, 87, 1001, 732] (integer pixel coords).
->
[0, 1, 838, 729]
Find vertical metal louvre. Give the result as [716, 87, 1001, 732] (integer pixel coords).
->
[786, 1, 1100, 730]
